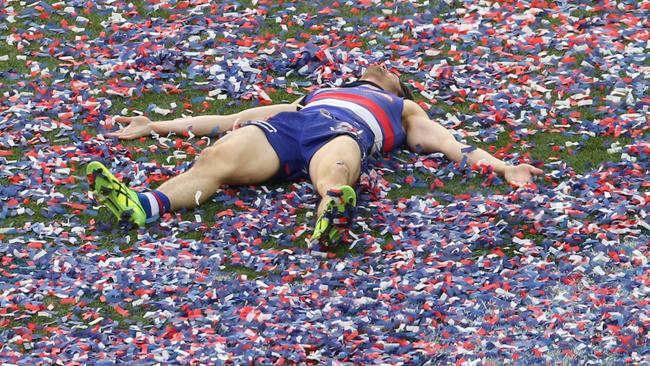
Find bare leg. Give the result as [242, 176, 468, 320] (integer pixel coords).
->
[308, 135, 362, 215]
[157, 126, 279, 210]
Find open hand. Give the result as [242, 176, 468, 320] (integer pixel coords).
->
[106, 116, 153, 139]
[504, 164, 544, 187]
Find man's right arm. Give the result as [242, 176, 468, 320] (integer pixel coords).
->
[152, 102, 300, 136]
[108, 99, 302, 139]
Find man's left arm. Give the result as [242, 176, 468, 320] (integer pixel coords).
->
[402, 100, 543, 186]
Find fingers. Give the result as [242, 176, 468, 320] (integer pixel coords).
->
[113, 116, 132, 124]
[109, 116, 143, 139]
[530, 166, 544, 175]
[106, 132, 127, 139]
[118, 134, 139, 140]
[105, 129, 124, 137]
[107, 132, 138, 140]
[106, 129, 138, 139]
[505, 165, 544, 188]
[509, 180, 526, 188]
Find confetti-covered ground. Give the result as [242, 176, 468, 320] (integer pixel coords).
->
[1, 0, 649, 364]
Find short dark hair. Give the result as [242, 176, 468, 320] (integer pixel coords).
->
[399, 80, 414, 100]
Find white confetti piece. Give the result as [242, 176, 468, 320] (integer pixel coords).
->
[195, 191, 202, 206]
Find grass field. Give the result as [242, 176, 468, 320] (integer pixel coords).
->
[1, 0, 648, 364]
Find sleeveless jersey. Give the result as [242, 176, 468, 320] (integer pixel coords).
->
[300, 86, 405, 154]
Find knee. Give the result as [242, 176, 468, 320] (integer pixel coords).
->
[193, 145, 235, 177]
[315, 160, 353, 190]
[315, 159, 350, 178]
[331, 160, 350, 176]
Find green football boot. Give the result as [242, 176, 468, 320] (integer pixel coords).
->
[86, 161, 146, 226]
[310, 185, 356, 246]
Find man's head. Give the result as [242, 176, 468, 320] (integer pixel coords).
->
[360, 64, 413, 100]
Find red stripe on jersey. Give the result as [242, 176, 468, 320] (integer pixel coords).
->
[310, 91, 395, 152]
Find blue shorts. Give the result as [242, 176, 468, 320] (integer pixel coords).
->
[245, 109, 370, 181]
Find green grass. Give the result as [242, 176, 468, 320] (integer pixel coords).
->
[0, 295, 152, 340]
[104, 71, 305, 123]
[84, 299, 153, 329]
[0, 0, 642, 339]
[570, 8, 598, 20]
[524, 133, 633, 174]
[221, 264, 268, 279]
[0, 42, 31, 75]
[0, 296, 75, 338]
[540, 14, 563, 28]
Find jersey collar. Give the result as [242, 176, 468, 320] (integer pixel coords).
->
[341, 80, 385, 91]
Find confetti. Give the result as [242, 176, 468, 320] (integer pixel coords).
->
[0, 0, 648, 365]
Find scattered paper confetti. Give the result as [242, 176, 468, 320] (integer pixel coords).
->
[0, 0, 648, 364]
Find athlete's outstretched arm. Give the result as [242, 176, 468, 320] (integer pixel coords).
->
[402, 100, 543, 187]
[107, 99, 301, 139]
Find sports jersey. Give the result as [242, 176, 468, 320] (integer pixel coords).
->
[301, 86, 405, 153]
